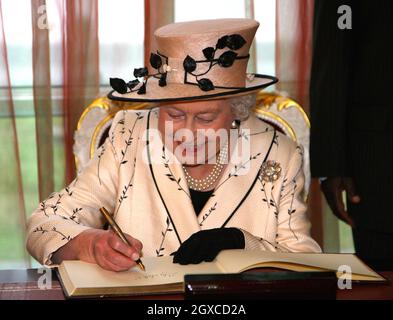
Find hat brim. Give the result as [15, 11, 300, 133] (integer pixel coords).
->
[108, 74, 278, 103]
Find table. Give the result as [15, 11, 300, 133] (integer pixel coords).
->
[1, 268, 392, 300]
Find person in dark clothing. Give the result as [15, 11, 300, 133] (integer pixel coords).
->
[310, 0, 393, 263]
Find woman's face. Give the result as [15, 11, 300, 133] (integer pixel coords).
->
[158, 99, 235, 166]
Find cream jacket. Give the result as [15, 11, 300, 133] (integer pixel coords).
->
[26, 108, 321, 265]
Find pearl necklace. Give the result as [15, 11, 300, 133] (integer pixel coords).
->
[183, 144, 228, 191]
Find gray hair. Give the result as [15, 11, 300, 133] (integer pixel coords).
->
[228, 93, 257, 122]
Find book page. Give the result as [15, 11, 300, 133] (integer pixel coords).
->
[215, 250, 383, 280]
[62, 256, 222, 290]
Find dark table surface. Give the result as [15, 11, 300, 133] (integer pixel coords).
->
[1, 268, 393, 300]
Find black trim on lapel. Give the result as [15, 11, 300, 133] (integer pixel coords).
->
[221, 129, 277, 228]
[146, 110, 183, 245]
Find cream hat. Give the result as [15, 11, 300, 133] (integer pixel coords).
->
[108, 18, 278, 103]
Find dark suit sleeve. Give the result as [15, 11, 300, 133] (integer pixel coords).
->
[310, 0, 353, 177]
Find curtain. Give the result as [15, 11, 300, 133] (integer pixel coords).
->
[275, 0, 314, 110]
[31, 0, 54, 202]
[0, 0, 100, 268]
[245, 0, 257, 73]
[58, 0, 100, 184]
[0, 0, 29, 266]
[144, 0, 174, 66]
[275, 0, 323, 247]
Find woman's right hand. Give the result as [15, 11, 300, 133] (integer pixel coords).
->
[53, 229, 143, 272]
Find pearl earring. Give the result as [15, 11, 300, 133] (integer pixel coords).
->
[231, 120, 240, 129]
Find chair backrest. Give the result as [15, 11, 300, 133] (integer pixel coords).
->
[74, 91, 310, 194]
[73, 97, 150, 175]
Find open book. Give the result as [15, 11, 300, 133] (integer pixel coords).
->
[57, 249, 385, 298]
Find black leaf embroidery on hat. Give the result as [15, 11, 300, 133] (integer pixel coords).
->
[218, 51, 238, 68]
[217, 34, 246, 51]
[109, 34, 249, 95]
[127, 79, 140, 89]
[150, 53, 163, 69]
[183, 34, 249, 91]
[159, 73, 167, 87]
[198, 78, 214, 91]
[109, 51, 169, 95]
[110, 78, 128, 94]
[137, 82, 147, 94]
[226, 34, 247, 50]
[134, 67, 149, 78]
[202, 47, 215, 61]
[183, 55, 197, 73]
[216, 35, 229, 49]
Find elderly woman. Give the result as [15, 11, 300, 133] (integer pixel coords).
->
[26, 18, 321, 272]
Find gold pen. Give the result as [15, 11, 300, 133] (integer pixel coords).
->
[99, 207, 145, 271]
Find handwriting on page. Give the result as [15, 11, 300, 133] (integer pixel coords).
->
[132, 271, 179, 280]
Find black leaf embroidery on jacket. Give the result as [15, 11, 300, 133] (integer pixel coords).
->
[287, 178, 299, 241]
[279, 152, 303, 242]
[215, 152, 262, 192]
[39, 202, 49, 218]
[38, 191, 83, 225]
[50, 194, 63, 215]
[156, 216, 173, 257]
[199, 202, 218, 226]
[34, 226, 47, 235]
[281, 178, 288, 194]
[115, 157, 137, 216]
[258, 237, 276, 249]
[97, 144, 106, 185]
[65, 186, 73, 197]
[296, 145, 304, 157]
[259, 179, 270, 209]
[269, 185, 279, 219]
[104, 116, 121, 161]
[55, 203, 83, 225]
[51, 227, 72, 241]
[118, 183, 131, 204]
[69, 208, 83, 224]
[119, 113, 144, 166]
[33, 226, 73, 242]
[258, 173, 279, 217]
[39, 193, 55, 217]
[119, 119, 126, 135]
[273, 131, 279, 146]
[111, 112, 126, 144]
[120, 130, 133, 165]
[162, 145, 190, 198]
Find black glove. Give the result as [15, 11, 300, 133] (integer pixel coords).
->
[172, 228, 245, 265]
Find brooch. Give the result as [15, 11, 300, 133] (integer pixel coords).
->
[260, 160, 282, 183]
